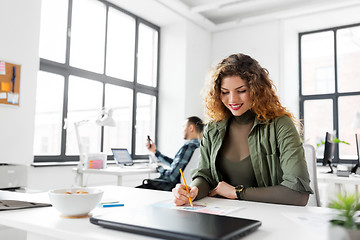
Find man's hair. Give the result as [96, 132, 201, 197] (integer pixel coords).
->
[187, 116, 204, 133]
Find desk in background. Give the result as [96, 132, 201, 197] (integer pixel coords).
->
[0, 186, 333, 240]
[73, 164, 158, 187]
[317, 166, 360, 194]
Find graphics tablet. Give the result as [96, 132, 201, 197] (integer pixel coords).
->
[90, 206, 261, 240]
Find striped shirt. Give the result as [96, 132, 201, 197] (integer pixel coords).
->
[155, 138, 200, 184]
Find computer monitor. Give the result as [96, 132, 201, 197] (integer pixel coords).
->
[322, 132, 335, 173]
[351, 133, 359, 174]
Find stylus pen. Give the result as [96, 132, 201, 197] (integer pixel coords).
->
[99, 203, 124, 208]
[180, 168, 193, 207]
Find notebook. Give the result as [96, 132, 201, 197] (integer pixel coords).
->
[90, 206, 261, 240]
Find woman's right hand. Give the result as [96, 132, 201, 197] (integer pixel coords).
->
[172, 184, 198, 206]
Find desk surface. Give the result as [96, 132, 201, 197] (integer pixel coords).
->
[317, 166, 360, 184]
[0, 186, 334, 240]
[74, 164, 158, 175]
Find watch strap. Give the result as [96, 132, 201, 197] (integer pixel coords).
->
[235, 185, 245, 200]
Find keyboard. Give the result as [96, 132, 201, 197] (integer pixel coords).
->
[121, 164, 153, 169]
[336, 170, 350, 177]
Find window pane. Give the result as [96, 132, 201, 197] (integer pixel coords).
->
[304, 99, 333, 159]
[66, 76, 103, 155]
[70, 0, 106, 73]
[135, 93, 156, 155]
[338, 96, 360, 160]
[39, 0, 68, 63]
[137, 23, 158, 87]
[106, 8, 135, 81]
[337, 26, 360, 93]
[33, 72, 64, 155]
[103, 84, 133, 154]
[301, 31, 335, 95]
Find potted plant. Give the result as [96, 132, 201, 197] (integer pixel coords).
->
[316, 137, 350, 148]
[328, 193, 360, 240]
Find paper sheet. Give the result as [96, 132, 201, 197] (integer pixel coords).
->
[0, 61, 5, 75]
[282, 211, 335, 240]
[151, 199, 244, 216]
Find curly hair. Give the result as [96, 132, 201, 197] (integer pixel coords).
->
[203, 53, 296, 124]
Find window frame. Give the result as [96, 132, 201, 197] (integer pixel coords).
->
[299, 22, 360, 164]
[35, 0, 160, 162]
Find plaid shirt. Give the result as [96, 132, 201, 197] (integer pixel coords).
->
[155, 138, 200, 184]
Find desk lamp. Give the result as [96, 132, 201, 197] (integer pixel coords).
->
[351, 111, 360, 174]
[74, 108, 116, 171]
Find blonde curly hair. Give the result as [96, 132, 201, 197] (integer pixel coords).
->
[203, 53, 297, 124]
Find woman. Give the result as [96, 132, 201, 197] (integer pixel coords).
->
[172, 53, 313, 206]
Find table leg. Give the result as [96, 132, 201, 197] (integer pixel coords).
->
[77, 171, 84, 187]
[335, 183, 342, 194]
[117, 176, 122, 186]
[355, 185, 358, 195]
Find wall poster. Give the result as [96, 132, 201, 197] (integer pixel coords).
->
[0, 60, 21, 106]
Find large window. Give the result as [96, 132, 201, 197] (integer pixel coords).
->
[299, 23, 360, 163]
[34, 0, 159, 162]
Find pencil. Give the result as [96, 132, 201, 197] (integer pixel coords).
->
[179, 168, 193, 207]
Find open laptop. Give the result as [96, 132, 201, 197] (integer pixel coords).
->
[111, 148, 150, 169]
[111, 148, 133, 166]
[90, 206, 261, 240]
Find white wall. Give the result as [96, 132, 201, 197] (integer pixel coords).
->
[157, 21, 211, 156]
[157, 22, 187, 156]
[0, 0, 41, 165]
[184, 23, 211, 119]
[212, 21, 281, 87]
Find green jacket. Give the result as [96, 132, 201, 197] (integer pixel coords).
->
[192, 115, 313, 194]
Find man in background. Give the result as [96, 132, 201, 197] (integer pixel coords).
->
[136, 116, 204, 191]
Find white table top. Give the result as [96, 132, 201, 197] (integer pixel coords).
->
[0, 186, 334, 240]
[317, 166, 360, 185]
[74, 164, 158, 175]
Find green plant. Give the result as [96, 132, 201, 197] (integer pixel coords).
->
[328, 193, 360, 230]
[316, 137, 350, 148]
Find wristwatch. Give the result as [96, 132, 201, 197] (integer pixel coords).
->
[235, 184, 246, 200]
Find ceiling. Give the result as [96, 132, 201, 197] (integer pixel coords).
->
[153, 0, 360, 31]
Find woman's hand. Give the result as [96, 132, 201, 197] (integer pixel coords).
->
[172, 184, 198, 206]
[208, 181, 237, 199]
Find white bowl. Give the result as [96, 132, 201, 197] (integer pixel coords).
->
[49, 188, 103, 217]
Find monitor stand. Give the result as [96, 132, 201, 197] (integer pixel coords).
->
[351, 163, 358, 174]
[326, 164, 334, 174]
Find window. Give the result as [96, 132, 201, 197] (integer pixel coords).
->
[34, 0, 159, 162]
[299, 23, 360, 163]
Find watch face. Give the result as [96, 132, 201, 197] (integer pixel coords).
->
[235, 185, 244, 200]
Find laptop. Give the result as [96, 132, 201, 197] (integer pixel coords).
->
[111, 148, 134, 166]
[90, 206, 261, 240]
[111, 148, 150, 169]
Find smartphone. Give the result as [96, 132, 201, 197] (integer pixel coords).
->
[147, 135, 151, 147]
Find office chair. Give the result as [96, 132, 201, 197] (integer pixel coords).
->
[304, 144, 321, 207]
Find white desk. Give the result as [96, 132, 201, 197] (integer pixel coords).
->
[0, 186, 334, 240]
[317, 166, 360, 194]
[73, 165, 158, 186]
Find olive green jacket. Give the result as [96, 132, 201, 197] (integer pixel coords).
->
[192, 115, 313, 194]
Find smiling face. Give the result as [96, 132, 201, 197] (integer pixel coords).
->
[220, 75, 252, 117]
